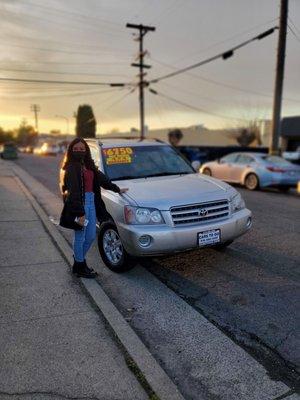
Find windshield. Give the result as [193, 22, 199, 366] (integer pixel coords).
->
[260, 155, 291, 166]
[102, 145, 195, 181]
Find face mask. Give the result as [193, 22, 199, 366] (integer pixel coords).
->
[72, 151, 86, 161]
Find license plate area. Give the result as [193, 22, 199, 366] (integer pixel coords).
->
[198, 229, 221, 247]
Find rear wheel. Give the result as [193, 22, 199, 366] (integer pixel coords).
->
[244, 173, 259, 190]
[98, 221, 136, 273]
[202, 168, 212, 176]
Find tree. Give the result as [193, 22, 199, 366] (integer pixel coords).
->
[16, 119, 37, 146]
[168, 129, 183, 147]
[75, 105, 96, 138]
[0, 127, 15, 144]
[230, 120, 262, 147]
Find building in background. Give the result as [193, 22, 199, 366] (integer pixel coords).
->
[281, 116, 300, 151]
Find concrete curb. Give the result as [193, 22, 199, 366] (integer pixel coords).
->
[12, 171, 186, 400]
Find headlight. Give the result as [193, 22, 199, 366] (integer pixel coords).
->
[124, 206, 165, 225]
[230, 192, 245, 213]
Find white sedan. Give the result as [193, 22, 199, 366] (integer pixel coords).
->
[200, 152, 300, 191]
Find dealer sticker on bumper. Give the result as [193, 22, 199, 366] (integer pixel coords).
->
[198, 229, 221, 247]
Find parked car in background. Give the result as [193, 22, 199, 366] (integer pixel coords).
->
[0, 142, 18, 160]
[59, 139, 252, 272]
[39, 142, 59, 156]
[200, 152, 300, 191]
[283, 146, 300, 164]
[25, 145, 34, 154]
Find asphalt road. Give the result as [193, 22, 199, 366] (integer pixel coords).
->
[15, 152, 300, 387]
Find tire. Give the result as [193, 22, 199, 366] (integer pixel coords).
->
[97, 221, 136, 273]
[214, 240, 233, 252]
[203, 168, 212, 176]
[244, 173, 259, 190]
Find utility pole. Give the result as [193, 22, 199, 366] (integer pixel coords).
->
[270, 0, 288, 155]
[126, 23, 155, 140]
[30, 104, 40, 133]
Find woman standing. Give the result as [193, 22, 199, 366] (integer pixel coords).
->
[60, 138, 128, 278]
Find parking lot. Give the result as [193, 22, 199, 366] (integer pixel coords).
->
[15, 152, 300, 387]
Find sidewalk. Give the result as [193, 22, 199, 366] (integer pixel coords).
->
[0, 161, 148, 399]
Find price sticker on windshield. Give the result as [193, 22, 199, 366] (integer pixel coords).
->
[103, 147, 133, 165]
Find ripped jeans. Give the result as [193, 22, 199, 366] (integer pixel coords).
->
[73, 192, 97, 262]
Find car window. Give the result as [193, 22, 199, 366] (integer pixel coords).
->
[236, 154, 254, 164]
[102, 145, 194, 180]
[260, 155, 291, 166]
[221, 153, 238, 163]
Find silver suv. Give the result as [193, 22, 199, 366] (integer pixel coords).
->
[60, 138, 252, 272]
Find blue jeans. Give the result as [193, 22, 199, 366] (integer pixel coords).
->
[73, 192, 97, 262]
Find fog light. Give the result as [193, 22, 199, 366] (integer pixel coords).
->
[138, 235, 152, 247]
[246, 217, 252, 228]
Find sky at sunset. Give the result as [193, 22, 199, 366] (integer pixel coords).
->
[0, 0, 299, 134]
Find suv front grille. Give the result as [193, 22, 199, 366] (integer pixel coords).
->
[170, 200, 229, 225]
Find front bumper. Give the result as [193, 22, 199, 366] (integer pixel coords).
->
[117, 208, 252, 256]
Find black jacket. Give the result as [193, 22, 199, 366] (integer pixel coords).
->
[59, 162, 120, 230]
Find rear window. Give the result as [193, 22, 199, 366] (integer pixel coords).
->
[260, 155, 291, 166]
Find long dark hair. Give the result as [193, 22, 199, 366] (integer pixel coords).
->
[62, 137, 98, 171]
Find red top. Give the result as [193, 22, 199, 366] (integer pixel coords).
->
[83, 167, 94, 192]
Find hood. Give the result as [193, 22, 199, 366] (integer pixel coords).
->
[116, 173, 233, 210]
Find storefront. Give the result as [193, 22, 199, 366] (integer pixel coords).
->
[281, 116, 300, 151]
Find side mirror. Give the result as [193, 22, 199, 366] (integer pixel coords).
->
[191, 160, 201, 171]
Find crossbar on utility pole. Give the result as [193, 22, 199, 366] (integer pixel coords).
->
[126, 23, 155, 140]
[270, 0, 288, 155]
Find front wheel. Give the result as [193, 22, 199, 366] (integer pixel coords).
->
[98, 221, 136, 273]
[244, 173, 259, 190]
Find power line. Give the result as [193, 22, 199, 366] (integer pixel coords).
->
[0, 6, 124, 38]
[0, 77, 132, 87]
[2, 88, 123, 100]
[150, 27, 278, 83]
[150, 56, 300, 103]
[17, 0, 124, 31]
[159, 80, 237, 107]
[0, 67, 131, 78]
[3, 33, 128, 53]
[149, 88, 250, 122]
[172, 18, 279, 65]
[102, 88, 136, 112]
[0, 61, 130, 66]
[288, 17, 300, 35]
[288, 24, 300, 42]
[0, 42, 129, 56]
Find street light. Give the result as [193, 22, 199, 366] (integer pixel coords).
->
[55, 114, 69, 134]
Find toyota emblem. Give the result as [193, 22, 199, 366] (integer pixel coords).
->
[199, 208, 208, 217]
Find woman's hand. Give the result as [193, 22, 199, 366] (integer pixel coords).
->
[77, 215, 85, 226]
[119, 188, 129, 194]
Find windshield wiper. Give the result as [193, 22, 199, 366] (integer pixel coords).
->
[112, 172, 192, 180]
[143, 172, 192, 178]
[112, 175, 144, 181]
